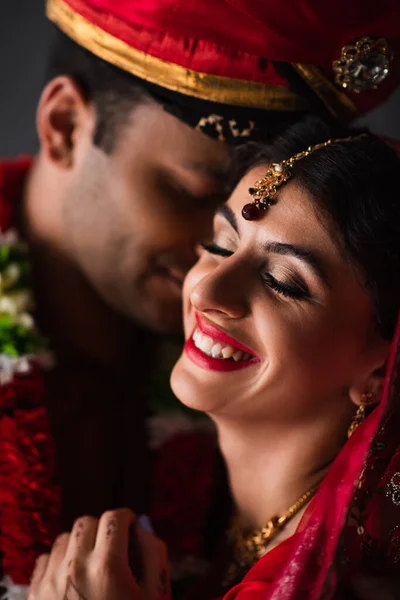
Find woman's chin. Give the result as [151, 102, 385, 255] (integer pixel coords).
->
[170, 355, 221, 414]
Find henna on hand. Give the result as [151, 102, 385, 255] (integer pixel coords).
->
[106, 517, 118, 538]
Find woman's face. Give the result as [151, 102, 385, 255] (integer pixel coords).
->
[171, 166, 383, 426]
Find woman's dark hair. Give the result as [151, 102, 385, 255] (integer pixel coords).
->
[235, 116, 400, 340]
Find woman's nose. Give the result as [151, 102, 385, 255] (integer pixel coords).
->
[190, 258, 249, 320]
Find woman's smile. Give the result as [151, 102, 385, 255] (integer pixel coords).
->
[184, 312, 260, 372]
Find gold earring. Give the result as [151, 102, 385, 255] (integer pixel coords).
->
[348, 393, 375, 438]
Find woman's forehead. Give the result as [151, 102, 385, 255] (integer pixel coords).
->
[225, 166, 344, 258]
[228, 167, 315, 227]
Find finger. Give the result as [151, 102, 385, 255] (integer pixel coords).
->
[65, 515, 99, 560]
[136, 527, 170, 600]
[46, 532, 70, 575]
[29, 554, 49, 594]
[94, 508, 136, 559]
[32, 534, 70, 597]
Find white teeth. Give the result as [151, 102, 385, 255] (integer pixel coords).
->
[211, 343, 222, 357]
[192, 328, 253, 362]
[222, 346, 234, 359]
[202, 336, 214, 354]
[193, 331, 203, 350]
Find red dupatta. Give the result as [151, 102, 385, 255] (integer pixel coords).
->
[225, 314, 400, 599]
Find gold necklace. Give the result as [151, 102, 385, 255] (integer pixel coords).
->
[223, 481, 320, 588]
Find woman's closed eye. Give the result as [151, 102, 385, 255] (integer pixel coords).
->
[262, 272, 310, 300]
[201, 241, 234, 257]
[201, 241, 311, 301]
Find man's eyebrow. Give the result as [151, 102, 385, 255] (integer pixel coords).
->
[216, 204, 239, 234]
[264, 241, 329, 285]
[182, 159, 229, 182]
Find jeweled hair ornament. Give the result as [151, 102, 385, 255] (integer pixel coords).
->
[242, 134, 367, 221]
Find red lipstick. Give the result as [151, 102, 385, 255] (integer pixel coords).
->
[184, 313, 259, 372]
[196, 314, 258, 357]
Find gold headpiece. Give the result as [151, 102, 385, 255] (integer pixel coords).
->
[242, 134, 366, 221]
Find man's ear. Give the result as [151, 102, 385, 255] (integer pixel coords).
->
[36, 75, 95, 168]
[349, 339, 390, 407]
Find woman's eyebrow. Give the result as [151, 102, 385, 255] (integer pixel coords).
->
[216, 204, 240, 234]
[215, 205, 329, 286]
[264, 241, 329, 286]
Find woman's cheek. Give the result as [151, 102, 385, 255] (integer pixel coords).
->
[182, 257, 214, 334]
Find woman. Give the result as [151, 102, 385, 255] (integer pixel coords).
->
[28, 117, 400, 600]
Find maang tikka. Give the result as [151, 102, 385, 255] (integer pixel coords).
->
[241, 134, 366, 221]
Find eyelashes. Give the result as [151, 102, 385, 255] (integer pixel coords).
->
[262, 273, 310, 300]
[200, 241, 233, 257]
[201, 241, 310, 300]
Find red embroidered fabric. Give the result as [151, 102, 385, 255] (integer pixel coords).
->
[0, 157, 62, 585]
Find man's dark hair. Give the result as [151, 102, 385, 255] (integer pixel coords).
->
[47, 29, 151, 152]
[236, 116, 400, 340]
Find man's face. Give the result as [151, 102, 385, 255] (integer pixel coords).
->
[63, 101, 230, 333]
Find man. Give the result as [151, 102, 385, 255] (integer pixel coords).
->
[0, 0, 399, 596]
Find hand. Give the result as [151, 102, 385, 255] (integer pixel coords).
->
[28, 508, 170, 600]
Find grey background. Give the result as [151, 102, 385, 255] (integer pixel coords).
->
[0, 0, 399, 158]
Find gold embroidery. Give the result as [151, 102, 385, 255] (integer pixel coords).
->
[385, 472, 400, 506]
[196, 115, 256, 141]
[228, 119, 255, 138]
[196, 115, 225, 141]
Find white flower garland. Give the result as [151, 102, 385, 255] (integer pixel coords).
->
[0, 578, 28, 600]
[0, 229, 53, 385]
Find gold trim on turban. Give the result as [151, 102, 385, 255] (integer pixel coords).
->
[291, 64, 357, 121]
[47, 0, 357, 120]
[46, 0, 307, 111]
